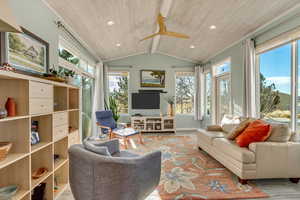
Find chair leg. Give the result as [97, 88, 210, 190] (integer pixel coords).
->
[238, 178, 248, 185]
[138, 132, 144, 144]
[123, 137, 128, 149]
[290, 178, 300, 184]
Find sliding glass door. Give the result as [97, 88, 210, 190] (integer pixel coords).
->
[82, 77, 94, 139]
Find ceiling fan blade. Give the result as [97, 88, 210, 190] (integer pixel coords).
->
[163, 31, 190, 39]
[140, 32, 160, 41]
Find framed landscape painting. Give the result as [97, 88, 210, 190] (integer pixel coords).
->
[5, 27, 49, 74]
[140, 70, 165, 88]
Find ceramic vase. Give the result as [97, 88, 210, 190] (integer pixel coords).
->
[5, 98, 16, 117]
[167, 104, 174, 117]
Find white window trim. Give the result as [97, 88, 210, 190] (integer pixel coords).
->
[107, 70, 130, 114]
[175, 71, 196, 115]
[255, 41, 298, 133]
[212, 57, 233, 124]
[203, 69, 212, 120]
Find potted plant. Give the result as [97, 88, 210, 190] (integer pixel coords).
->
[165, 96, 175, 117]
[104, 96, 120, 122]
[63, 69, 76, 84]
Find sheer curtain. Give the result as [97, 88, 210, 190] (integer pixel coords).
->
[194, 65, 204, 120]
[91, 62, 106, 137]
[243, 38, 257, 118]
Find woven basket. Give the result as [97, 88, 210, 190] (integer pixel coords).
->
[0, 142, 12, 161]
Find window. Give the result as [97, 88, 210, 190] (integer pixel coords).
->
[108, 71, 129, 114]
[58, 45, 80, 66]
[258, 43, 292, 124]
[87, 64, 95, 75]
[80, 59, 88, 71]
[175, 72, 195, 114]
[214, 60, 230, 76]
[204, 71, 212, 118]
[213, 59, 231, 123]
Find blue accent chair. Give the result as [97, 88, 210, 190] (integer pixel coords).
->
[95, 110, 143, 148]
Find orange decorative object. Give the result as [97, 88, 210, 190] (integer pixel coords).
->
[235, 120, 271, 147]
[32, 167, 48, 179]
[5, 97, 16, 117]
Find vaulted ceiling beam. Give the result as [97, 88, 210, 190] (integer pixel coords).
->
[150, 0, 173, 54]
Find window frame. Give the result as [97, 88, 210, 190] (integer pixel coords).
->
[107, 70, 130, 114]
[203, 69, 212, 120]
[175, 71, 196, 116]
[255, 41, 297, 131]
[212, 58, 232, 124]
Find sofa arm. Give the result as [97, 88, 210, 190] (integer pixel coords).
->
[249, 142, 300, 178]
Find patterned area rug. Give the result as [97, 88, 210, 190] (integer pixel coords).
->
[127, 135, 268, 200]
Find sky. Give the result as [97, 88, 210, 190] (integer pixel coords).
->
[260, 43, 292, 94]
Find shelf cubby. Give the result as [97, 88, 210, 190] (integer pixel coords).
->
[19, 193, 30, 200]
[0, 78, 29, 116]
[31, 114, 52, 153]
[0, 156, 30, 200]
[54, 137, 68, 171]
[68, 88, 79, 110]
[31, 145, 53, 189]
[32, 174, 53, 200]
[54, 86, 68, 112]
[69, 110, 79, 133]
[0, 118, 30, 169]
[54, 161, 69, 199]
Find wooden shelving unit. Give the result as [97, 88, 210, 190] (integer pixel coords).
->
[0, 71, 81, 200]
[131, 116, 176, 133]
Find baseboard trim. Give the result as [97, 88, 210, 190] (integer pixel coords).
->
[176, 128, 198, 132]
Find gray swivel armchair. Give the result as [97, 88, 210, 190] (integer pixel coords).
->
[68, 139, 162, 200]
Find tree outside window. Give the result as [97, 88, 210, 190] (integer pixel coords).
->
[175, 72, 195, 114]
[108, 72, 129, 114]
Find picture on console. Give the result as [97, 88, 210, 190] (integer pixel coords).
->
[140, 70, 165, 88]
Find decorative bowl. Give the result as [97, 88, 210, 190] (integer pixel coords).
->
[0, 185, 18, 200]
[32, 167, 48, 179]
[0, 142, 13, 161]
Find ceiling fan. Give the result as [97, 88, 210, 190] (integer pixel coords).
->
[140, 13, 190, 41]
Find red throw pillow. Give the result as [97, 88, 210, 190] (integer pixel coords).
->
[235, 120, 271, 147]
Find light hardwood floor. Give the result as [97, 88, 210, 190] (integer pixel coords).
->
[58, 131, 300, 200]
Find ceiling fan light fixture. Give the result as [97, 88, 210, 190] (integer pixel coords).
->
[210, 25, 216, 30]
[107, 20, 115, 26]
[190, 45, 195, 49]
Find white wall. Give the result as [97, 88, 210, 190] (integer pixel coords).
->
[105, 53, 201, 129]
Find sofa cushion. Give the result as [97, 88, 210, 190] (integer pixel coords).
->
[267, 123, 292, 142]
[226, 119, 253, 140]
[213, 138, 256, 163]
[206, 125, 223, 132]
[197, 129, 226, 145]
[222, 124, 237, 133]
[236, 120, 271, 147]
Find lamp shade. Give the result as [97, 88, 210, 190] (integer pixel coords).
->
[0, 0, 22, 33]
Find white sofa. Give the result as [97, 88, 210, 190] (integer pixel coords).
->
[197, 123, 300, 184]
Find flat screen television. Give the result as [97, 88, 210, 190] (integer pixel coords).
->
[132, 93, 160, 109]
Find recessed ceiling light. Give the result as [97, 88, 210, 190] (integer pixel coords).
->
[107, 20, 115, 26]
[116, 43, 121, 47]
[210, 25, 216, 30]
[190, 45, 195, 49]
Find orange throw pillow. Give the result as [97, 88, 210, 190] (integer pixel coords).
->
[235, 120, 271, 147]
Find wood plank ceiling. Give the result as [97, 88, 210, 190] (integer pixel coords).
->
[45, 0, 300, 62]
